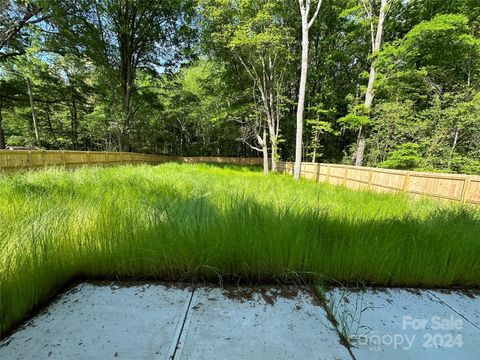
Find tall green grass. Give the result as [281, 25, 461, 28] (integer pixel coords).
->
[1, 163, 479, 333]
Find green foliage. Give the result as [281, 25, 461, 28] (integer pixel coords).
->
[337, 113, 371, 129]
[368, 9, 480, 172]
[378, 13, 480, 98]
[306, 104, 339, 161]
[338, 102, 371, 130]
[307, 119, 335, 133]
[0, 0, 478, 171]
[450, 157, 480, 175]
[5, 135, 27, 146]
[378, 143, 422, 170]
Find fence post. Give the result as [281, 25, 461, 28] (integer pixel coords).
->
[343, 166, 348, 185]
[461, 176, 472, 203]
[61, 150, 65, 166]
[326, 164, 330, 183]
[28, 150, 32, 168]
[368, 168, 373, 189]
[42, 150, 46, 167]
[402, 173, 411, 193]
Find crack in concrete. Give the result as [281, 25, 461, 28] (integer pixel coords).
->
[311, 286, 357, 360]
[427, 290, 480, 332]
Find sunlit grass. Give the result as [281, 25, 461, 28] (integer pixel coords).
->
[1, 163, 479, 333]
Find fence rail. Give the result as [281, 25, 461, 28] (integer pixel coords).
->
[0, 150, 262, 171]
[277, 162, 480, 205]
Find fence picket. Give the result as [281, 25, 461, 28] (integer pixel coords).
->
[278, 161, 479, 204]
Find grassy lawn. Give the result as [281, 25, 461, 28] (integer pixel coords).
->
[1, 163, 479, 333]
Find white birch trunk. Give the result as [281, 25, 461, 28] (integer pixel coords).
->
[294, 0, 323, 180]
[26, 77, 41, 148]
[271, 137, 277, 172]
[294, 20, 309, 180]
[355, 0, 389, 166]
[261, 130, 269, 175]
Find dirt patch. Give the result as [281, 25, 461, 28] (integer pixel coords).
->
[221, 285, 305, 305]
[406, 288, 423, 296]
[80, 278, 196, 292]
[323, 284, 480, 298]
[436, 288, 480, 298]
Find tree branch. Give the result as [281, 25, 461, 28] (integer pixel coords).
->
[308, 0, 323, 29]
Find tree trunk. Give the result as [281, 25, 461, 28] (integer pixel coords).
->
[236, 48, 282, 174]
[258, 83, 279, 173]
[119, 19, 134, 153]
[26, 77, 40, 148]
[355, 0, 389, 166]
[294, 19, 309, 180]
[122, 79, 133, 151]
[262, 130, 269, 175]
[70, 98, 78, 149]
[294, 0, 323, 178]
[0, 97, 5, 149]
[116, 125, 123, 152]
[447, 128, 459, 169]
[364, 65, 377, 109]
[311, 132, 318, 162]
[355, 127, 366, 166]
[119, 25, 135, 153]
[45, 104, 60, 149]
[270, 136, 277, 172]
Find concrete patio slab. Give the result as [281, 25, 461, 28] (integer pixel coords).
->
[2, 283, 479, 360]
[325, 288, 480, 360]
[177, 287, 351, 360]
[0, 283, 192, 360]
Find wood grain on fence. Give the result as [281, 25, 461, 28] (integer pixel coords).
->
[277, 161, 480, 205]
[0, 150, 262, 172]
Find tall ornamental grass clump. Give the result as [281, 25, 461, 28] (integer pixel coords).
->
[1, 163, 479, 334]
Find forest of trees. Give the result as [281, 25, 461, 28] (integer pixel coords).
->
[1, 0, 479, 174]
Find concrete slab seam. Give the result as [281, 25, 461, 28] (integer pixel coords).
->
[166, 287, 197, 360]
[171, 289, 198, 360]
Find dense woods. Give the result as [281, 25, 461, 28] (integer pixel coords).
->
[1, 0, 479, 174]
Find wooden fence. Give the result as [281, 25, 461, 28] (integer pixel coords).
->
[0, 150, 262, 171]
[277, 162, 480, 205]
